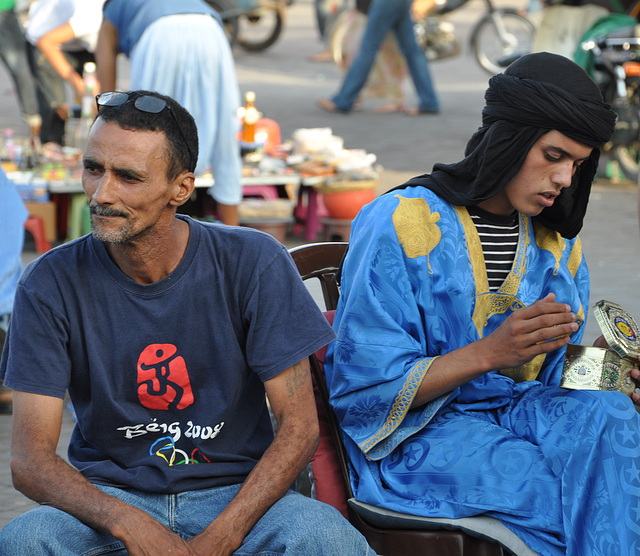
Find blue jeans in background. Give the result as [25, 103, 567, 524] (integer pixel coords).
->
[0, 483, 376, 555]
[331, 0, 439, 113]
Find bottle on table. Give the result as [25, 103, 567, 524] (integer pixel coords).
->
[72, 62, 98, 152]
[242, 91, 259, 144]
[2, 128, 15, 162]
[19, 137, 39, 170]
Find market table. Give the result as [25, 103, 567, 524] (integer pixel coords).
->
[10, 126, 379, 245]
[44, 172, 326, 242]
[46, 173, 301, 194]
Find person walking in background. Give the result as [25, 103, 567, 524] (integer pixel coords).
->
[309, 0, 345, 62]
[95, 0, 243, 226]
[318, 0, 439, 114]
[0, 0, 41, 138]
[0, 166, 28, 414]
[309, 0, 334, 61]
[330, 0, 409, 113]
[24, 0, 106, 145]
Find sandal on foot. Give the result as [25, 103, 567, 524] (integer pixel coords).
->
[404, 107, 440, 115]
[317, 98, 349, 113]
[373, 103, 406, 113]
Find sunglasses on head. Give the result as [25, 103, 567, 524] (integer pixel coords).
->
[95, 91, 195, 172]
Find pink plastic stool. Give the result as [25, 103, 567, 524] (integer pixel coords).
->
[294, 185, 329, 241]
[242, 185, 279, 200]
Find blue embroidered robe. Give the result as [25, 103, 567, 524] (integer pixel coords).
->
[325, 187, 640, 555]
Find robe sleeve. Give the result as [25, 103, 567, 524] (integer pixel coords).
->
[326, 193, 455, 461]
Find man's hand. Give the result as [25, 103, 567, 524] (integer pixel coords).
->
[482, 293, 578, 371]
[186, 521, 239, 556]
[119, 516, 197, 556]
[412, 0, 438, 20]
[10, 391, 198, 555]
[592, 335, 609, 349]
[413, 293, 578, 407]
[592, 336, 639, 406]
[629, 366, 640, 406]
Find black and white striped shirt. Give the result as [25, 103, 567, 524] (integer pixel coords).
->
[468, 206, 518, 292]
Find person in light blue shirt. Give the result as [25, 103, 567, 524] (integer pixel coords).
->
[95, 0, 243, 226]
[0, 166, 28, 412]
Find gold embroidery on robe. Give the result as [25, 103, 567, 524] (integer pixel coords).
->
[456, 209, 545, 382]
[567, 237, 583, 278]
[393, 196, 441, 272]
[360, 358, 433, 455]
[532, 223, 585, 325]
[534, 223, 566, 275]
[456, 208, 530, 336]
[454, 206, 488, 298]
[501, 354, 547, 383]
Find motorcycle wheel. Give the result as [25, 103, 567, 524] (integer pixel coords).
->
[470, 9, 535, 75]
[611, 143, 640, 183]
[205, 0, 240, 46]
[605, 84, 640, 183]
[237, 3, 284, 52]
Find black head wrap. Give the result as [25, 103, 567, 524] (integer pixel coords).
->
[401, 52, 617, 238]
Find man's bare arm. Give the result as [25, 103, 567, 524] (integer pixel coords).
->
[95, 20, 119, 93]
[35, 23, 86, 98]
[10, 390, 196, 556]
[412, 293, 579, 407]
[188, 358, 319, 556]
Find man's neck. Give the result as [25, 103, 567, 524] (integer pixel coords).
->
[104, 218, 191, 285]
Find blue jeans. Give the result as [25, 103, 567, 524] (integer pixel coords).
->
[0, 484, 376, 555]
[331, 0, 439, 112]
[315, 0, 329, 38]
[0, 9, 40, 126]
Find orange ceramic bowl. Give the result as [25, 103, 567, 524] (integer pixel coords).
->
[322, 188, 376, 220]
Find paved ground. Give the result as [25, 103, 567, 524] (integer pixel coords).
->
[2, 0, 640, 531]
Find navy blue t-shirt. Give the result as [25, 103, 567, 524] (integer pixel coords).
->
[0, 216, 335, 493]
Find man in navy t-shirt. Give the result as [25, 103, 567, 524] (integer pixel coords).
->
[0, 90, 374, 555]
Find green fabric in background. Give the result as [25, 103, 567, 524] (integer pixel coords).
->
[574, 13, 639, 76]
[0, 0, 16, 12]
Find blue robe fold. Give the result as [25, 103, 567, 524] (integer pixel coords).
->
[325, 187, 640, 555]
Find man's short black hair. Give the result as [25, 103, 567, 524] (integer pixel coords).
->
[95, 90, 199, 180]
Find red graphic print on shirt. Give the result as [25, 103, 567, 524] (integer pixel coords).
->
[137, 344, 194, 410]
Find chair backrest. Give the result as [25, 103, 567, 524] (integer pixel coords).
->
[289, 242, 347, 312]
[289, 242, 351, 518]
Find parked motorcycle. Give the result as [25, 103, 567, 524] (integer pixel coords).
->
[413, 0, 461, 62]
[206, 0, 286, 52]
[413, 0, 536, 73]
[578, 23, 640, 182]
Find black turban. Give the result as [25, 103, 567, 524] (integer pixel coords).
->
[400, 52, 617, 238]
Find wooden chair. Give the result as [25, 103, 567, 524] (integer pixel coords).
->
[289, 242, 537, 556]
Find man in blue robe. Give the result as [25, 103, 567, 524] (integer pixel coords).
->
[325, 52, 640, 555]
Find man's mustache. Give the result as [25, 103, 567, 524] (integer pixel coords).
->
[90, 205, 127, 218]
